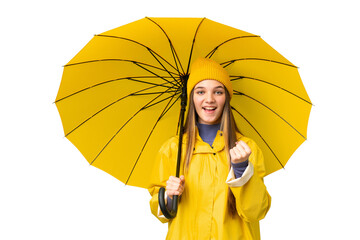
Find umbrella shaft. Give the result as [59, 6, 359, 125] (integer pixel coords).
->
[176, 107, 185, 177]
[176, 77, 188, 177]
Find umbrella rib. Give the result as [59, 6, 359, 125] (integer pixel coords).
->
[145, 50, 181, 86]
[132, 61, 181, 88]
[90, 88, 175, 166]
[55, 76, 178, 103]
[159, 94, 181, 119]
[221, 58, 298, 68]
[125, 92, 180, 185]
[64, 59, 179, 79]
[134, 52, 180, 85]
[186, 17, 206, 74]
[205, 35, 260, 59]
[96, 34, 180, 75]
[64, 84, 176, 137]
[131, 90, 178, 96]
[231, 76, 313, 105]
[231, 106, 285, 169]
[140, 90, 180, 110]
[64, 59, 179, 87]
[129, 76, 178, 88]
[234, 90, 307, 140]
[146, 17, 185, 75]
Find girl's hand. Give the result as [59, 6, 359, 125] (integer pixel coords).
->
[230, 140, 252, 164]
[165, 175, 185, 200]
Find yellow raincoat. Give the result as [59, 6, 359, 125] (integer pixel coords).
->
[148, 130, 271, 240]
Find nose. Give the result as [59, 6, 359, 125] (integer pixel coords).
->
[205, 92, 215, 103]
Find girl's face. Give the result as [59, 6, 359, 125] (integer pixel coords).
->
[193, 80, 226, 125]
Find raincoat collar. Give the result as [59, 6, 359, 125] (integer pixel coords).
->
[194, 127, 225, 154]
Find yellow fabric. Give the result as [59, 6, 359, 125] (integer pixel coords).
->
[148, 130, 271, 240]
[187, 57, 233, 98]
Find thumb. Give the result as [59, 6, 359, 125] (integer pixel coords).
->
[180, 175, 185, 183]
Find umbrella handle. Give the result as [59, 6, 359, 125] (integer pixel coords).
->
[158, 187, 178, 219]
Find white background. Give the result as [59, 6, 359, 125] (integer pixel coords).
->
[1, 0, 359, 239]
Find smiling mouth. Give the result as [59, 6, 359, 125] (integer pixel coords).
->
[202, 107, 217, 112]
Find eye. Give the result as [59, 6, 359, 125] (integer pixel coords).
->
[196, 90, 205, 95]
[215, 90, 224, 95]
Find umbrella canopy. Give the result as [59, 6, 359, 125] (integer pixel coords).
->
[55, 17, 312, 189]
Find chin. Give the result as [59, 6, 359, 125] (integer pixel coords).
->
[201, 118, 220, 125]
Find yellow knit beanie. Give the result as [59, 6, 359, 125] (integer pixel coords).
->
[187, 58, 233, 99]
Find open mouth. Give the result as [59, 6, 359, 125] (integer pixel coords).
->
[202, 106, 217, 113]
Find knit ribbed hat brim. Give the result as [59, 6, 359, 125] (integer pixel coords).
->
[187, 58, 232, 98]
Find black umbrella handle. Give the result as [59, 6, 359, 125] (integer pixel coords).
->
[158, 187, 178, 219]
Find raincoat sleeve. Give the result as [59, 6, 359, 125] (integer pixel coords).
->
[148, 137, 177, 223]
[226, 137, 271, 222]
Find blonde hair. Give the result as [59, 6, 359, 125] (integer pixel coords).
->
[183, 88, 240, 216]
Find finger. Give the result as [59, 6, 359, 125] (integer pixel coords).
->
[167, 191, 180, 197]
[166, 187, 182, 196]
[238, 140, 252, 154]
[180, 175, 185, 183]
[234, 146, 245, 159]
[167, 181, 180, 189]
[229, 149, 236, 160]
[166, 185, 179, 194]
[237, 141, 251, 156]
[169, 176, 181, 184]
[178, 184, 185, 194]
[167, 179, 184, 191]
[166, 179, 178, 189]
[169, 176, 179, 182]
[167, 177, 176, 186]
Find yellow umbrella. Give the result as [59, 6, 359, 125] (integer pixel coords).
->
[56, 17, 311, 190]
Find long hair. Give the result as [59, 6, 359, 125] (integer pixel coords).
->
[183, 88, 240, 216]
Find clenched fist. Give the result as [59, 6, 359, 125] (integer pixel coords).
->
[230, 140, 251, 164]
[165, 175, 185, 200]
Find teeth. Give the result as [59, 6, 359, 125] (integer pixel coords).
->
[204, 107, 216, 110]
